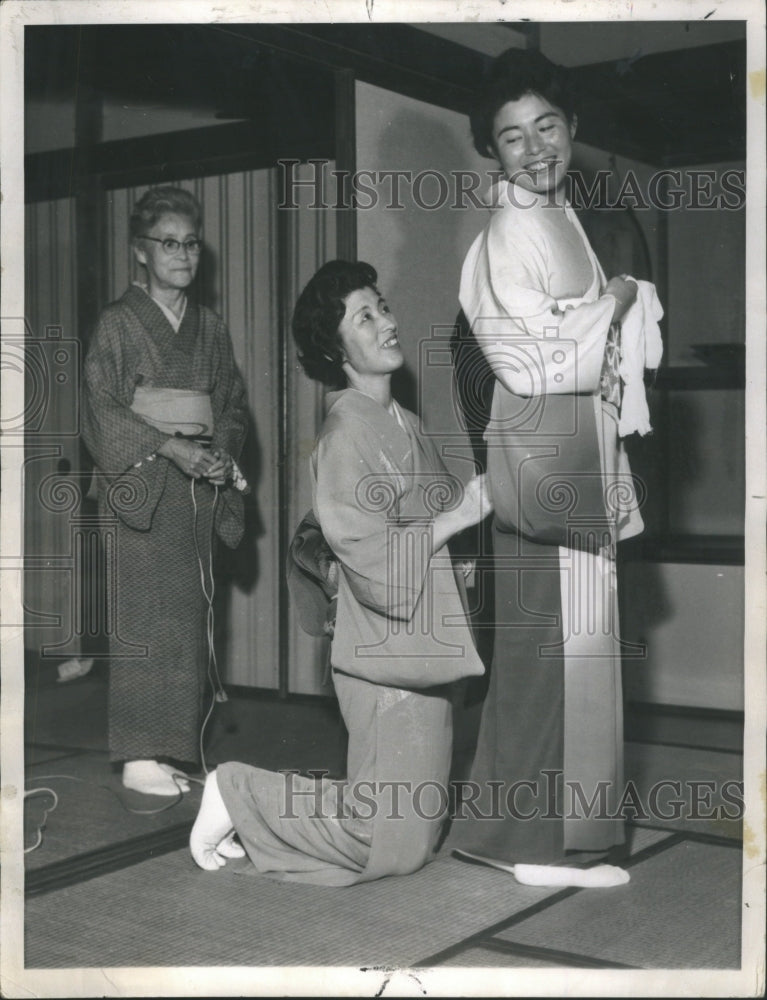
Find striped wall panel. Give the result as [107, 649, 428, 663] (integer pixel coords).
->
[24, 197, 83, 660]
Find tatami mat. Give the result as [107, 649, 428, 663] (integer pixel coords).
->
[24, 752, 202, 869]
[496, 840, 741, 968]
[24, 851, 557, 968]
[22, 671, 744, 973]
[24, 825, 673, 969]
[437, 947, 564, 968]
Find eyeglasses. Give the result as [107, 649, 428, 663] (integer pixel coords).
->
[142, 236, 203, 255]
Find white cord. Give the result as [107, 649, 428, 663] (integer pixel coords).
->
[191, 478, 226, 775]
[24, 787, 59, 854]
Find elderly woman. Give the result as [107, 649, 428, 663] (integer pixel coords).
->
[448, 50, 660, 888]
[82, 186, 248, 797]
[190, 260, 491, 884]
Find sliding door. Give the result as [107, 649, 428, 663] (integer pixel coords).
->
[23, 197, 82, 661]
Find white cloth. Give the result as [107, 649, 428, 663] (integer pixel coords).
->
[617, 279, 664, 437]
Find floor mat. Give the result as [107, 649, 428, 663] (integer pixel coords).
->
[438, 946, 567, 968]
[21, 672, 745, 975]
[495, 839, 742, 968]
[23, 826, 672, 969]
[24, 752, 203, 870]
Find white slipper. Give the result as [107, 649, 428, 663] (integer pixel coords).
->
[57, 657, 94, 683]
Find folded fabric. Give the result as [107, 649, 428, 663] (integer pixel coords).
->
[287, 510, 338, 638]
[618, 280, 664, 437]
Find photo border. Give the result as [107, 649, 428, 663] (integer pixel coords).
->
[2, 1, 764, 996]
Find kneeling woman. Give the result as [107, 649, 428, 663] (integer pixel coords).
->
[191, 260, 491, 885]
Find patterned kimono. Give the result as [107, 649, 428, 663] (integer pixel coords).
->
[448, 183, 645, 864]
[216, 388, 484, 885]
[82, 284, 248, 763]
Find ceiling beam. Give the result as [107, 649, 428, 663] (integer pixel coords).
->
[24, 25, 746, 177]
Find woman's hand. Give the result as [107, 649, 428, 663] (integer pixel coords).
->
[157, 437, 218, 480]
[204, 449, 234, 486]
[604, 276, 638, 323]
[431, 473, 493, 552]
[456, 473, 493, 530]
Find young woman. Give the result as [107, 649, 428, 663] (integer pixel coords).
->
[82, 186, 248, 797]
[447, 50, 653, 888]
[190, 260, 491, 884]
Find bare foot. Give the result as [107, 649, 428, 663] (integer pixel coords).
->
[514, 863, 630, 888]
[189, 770, 237, 871]
[123, 760, 190, 796]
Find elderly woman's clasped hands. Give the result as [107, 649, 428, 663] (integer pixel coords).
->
[158, 436, 234, 485]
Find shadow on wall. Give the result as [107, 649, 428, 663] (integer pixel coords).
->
[195, 242, 221, 314]
[200, 247, 267, 684]
[359, 104, 491, 431]
[618, 557, 673, 704]
[193, 245, 267, 591]
[578, 204, 653, 283]
[666, 393, 745, 536]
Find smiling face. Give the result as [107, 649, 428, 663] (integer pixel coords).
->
[133, 212, 200, 297]
[338, 286, 403, 385]
[492, 92, 576, 196]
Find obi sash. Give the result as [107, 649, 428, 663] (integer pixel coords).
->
[130, 386, 214, 441]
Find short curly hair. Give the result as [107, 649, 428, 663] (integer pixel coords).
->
[130, 186, 202, 240]
[291, 259, 379, 387]
[470, 49, 576, 159]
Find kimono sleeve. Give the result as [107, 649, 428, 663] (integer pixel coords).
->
[314, 422, 432, 622]
[82, 308, 168, 475]
[208, 314, 249, 460]
[461, 209, 615, 397]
